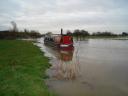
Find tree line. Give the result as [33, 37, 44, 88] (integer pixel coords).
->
[67, 29, 128, 36]
[66, 29, 127, 36]
[0, 29, 42, 39]
[65, 29, 128, 40]
[0, 21, 42, 39]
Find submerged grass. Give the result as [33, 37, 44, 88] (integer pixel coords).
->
[0, 40, 56, 96]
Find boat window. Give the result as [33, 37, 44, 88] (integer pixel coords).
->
[50, 38, 54, 42]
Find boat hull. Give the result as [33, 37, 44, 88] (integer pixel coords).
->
[44, 39, 74, 51]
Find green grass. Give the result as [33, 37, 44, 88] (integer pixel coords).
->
[0, 40, 56, 96]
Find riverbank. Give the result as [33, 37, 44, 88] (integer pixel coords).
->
[0, 40, 56, 96]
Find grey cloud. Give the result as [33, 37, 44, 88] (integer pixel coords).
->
[0, 0, 128, 33]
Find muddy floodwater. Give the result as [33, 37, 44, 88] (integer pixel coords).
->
[37, 38, 128, 96]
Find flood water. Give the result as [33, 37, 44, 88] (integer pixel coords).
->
[37, 38, 128, 96]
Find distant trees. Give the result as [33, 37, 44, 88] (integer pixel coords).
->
[64, 29, 128, 40]
[0, 29, 42, 39]
[72, 29, 90, 40]
[72, 29, 89, 36]
[0, 21, 42, 39]
[122, 32, 128, 36]
[81, 30, 90, 36]
[66, 30, 72, 35]
[92, 31, 117, 36]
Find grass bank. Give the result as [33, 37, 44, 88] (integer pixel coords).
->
[0, 40, 56, 96]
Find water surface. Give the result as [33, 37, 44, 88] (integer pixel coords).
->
[37, 38, 128, 96]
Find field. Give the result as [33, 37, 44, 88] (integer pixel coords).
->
[0, 40, 56, 96]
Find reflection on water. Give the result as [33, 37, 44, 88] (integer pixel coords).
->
[59, 50, 73, 61]
[36, 38, 128, 96]
[44, 46, 80, 80]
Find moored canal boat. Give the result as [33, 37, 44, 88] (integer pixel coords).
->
[44, 29, 74, 50]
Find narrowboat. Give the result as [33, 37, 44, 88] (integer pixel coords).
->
[44, 29, 74, 50]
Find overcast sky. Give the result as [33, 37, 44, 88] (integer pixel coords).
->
[0, 0, 128, 33]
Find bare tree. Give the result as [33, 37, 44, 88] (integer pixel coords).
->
[11, 21, 18, 32]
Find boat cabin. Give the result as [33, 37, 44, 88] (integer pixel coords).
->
[44, 29, 74, 49]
